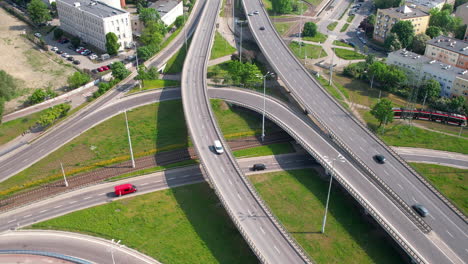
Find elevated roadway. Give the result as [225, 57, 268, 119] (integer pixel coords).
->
[181, 0, 311, 262]
[241, 1, 467, 262]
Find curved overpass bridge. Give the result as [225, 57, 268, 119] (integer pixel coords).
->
[240, 0, 467, 262]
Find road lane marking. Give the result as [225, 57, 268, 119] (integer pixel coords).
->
[397, 184, 403, 189]
[247, 209, 252, 216]
[412, 197, 417, 203]
[260, 226, 265, 235]
[140, 183, 149, 186]
[152, 180, 163, 183]
[273, 245, 281, 254]
[83, 196, 92, 200]
[359, 146, 365, 152]
[168, 177, 176, 180]
[39, 209, 48, 213]
[7, 220, 15, 223]
[53, 205, 62, 209]
[23, 214, 32, 218]
[69, 201, 77, 204]
[237, 193, 242, 201]
[100, 193, 107, 195]
[221, 167, 225, 173]
[182, 175, 191, 178]
[383, 170, 389, 175]
[228, 179, 233, 186]
[446, 231, 454, 238]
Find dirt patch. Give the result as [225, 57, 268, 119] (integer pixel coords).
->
[0, 8, 76, 113]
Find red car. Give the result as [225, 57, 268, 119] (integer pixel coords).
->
[97, 67, 104, 72]
[114, 183, 137, 196]
[102, 66, 110, 71]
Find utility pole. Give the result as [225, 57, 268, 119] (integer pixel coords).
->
[60, 162, 68, 187]
[124, 110, 135, 168]
[134, 42, 141, 90]
[256, 72, 275, 141]
[322, 154, 345, 234]
[239, 20, 244, 63]
[459, 125, 464, 137]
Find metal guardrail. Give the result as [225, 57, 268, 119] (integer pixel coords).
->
[248, 0, 466, 225]
[0, 250, 92, 264]
[181, 0, 312, 262]
[213, 88, 426, 263]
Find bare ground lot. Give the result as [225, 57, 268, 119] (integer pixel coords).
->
[0, 8, 75, 113]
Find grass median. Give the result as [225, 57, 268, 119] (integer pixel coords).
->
[303, 32, 327, 43]
[250, 169, 404, 263]
[30, 183, 257, 263]
[334, 48, 366, 60]
[327, 22, 338, 31]
[211, 31, 236, 60]
[289, 41, 327, 59]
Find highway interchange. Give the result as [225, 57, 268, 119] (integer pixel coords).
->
[0, 0, 467, 263]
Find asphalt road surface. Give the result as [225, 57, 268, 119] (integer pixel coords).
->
[241, 1, 467, 262]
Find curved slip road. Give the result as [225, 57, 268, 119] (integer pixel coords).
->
[0, 0, 206, 182]
[242, 1, 467, 262]
[0, 230, 158, 264]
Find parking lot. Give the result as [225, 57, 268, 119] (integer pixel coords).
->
[42, 31, 135, 71]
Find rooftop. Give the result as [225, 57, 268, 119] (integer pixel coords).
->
[426, 36, 468, 56]
[388, 49, 468, 80]
[58, 0, 127, 17]
[148, 0, 180, 16]
[406, 0, 446, 9]
[378, 5, 429, 19]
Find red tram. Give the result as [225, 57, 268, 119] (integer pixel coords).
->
[392, 108, 467, 126]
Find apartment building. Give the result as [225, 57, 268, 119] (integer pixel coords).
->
[131, 0, 183, 36]
[57, 0, 133, 52]
[373, 5, 429, 43]
[425, 36, 468, 70]
[387, 49, 468, 98]
[405, 0, 455, 12]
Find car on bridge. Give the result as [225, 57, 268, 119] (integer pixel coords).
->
[114, 183, 137, 196]
[412, 204, 429, 217]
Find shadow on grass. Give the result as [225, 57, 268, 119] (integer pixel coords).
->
[289, 169, 405, 263]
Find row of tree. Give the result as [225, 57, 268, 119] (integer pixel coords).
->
[0, 70, 20, 121]
[37, 103, 70, 127]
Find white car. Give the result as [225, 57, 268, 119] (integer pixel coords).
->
[88, 54, 98, 60]
[61, 53, 69, 58]
[213, 140, 224, 154]
[34, 32, 42, 38]
[51, 46, 58, 51]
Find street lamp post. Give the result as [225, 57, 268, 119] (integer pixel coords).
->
[124, 110, 135, 168]
[108, 239, 122, 264]
[60, 162, 68, 187]
[134, 42, 141, 90]
[256, 72, 275, 142]
[321, 154, 345, 234]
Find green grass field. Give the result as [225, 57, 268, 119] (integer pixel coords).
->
[163, 38, 192, 74]
[334, 48, 366, 60]
[332, 40, 353, 48]
[210, 31, 236, 60]
[327, 22, 338, 31]
[303, 32, 327, 43]
[340, 23, 350, 32]
[250, 169, 404, 263]
[233, 142, 294, 158]
[347, 15, 355, 23]
[410, 163, 467, 215]
[0, 109, 46, 145]
[30, 183, 257, 264]
[273, 21, 295, 35]
[361, 110, 468, 154]
[129, 79, 181, 93]
[289, 42, 327, 59]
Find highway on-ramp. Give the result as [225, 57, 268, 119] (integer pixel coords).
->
[242, 1, 467, 262]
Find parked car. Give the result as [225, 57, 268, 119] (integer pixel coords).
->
[91, 69, 98, 74]
[61, 53, 69, 58]
[84, 50, 92, 56]
[114, 183, 137, 196]
[76, 47, 84, 53]
[73, 60, 80, 65]
[412, 204, 429, 217]
[67, 56, 74, 61]
[51, 46, 58, 51]
[34, 32, 42, 38]
[68, 45, 75, 50]
[248, 13, 253, 16]
[102, 65, 110, 71]
[89, 54, 98, 60]
[56, 50, 63, 54]
[97, 67, 104, 72]
[254, 10, 259, 14]
[61, 38, 69, 44]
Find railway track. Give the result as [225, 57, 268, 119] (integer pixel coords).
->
[0, 132, 293, 212]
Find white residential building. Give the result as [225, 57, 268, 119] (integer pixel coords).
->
[131, 0, 183, 36]
[57, 0, 133, 52]
[387, 50, 468, 98]
[405, 0, 455, 12]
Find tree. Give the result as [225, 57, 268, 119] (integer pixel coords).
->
[141, 21, 166, 47]
[67, 71, 91, 89]
[411, 33, 431, 54]
[0, 70, 17, 100]
[370, 98, 394, 127]
[71, 36, 81, 48]
[441, 3, 454, 13]
[139, 7, 160, 26]
[105, 32, 120, 55]
[429, 8, 463, 34]
[373, 0, 403, 9]
[367, 14, 376, 25]
[455, 24, 467, 40]
[0, 98, 4, 123]
[365, 54, 376, 66]
[391, 21, 415, 48]
[28, 89, 46, 105]
[302, 22, 317, 37]
[136, 65, 159, 80]
[384, 32, 402, 51]
[419, 79, 441, 102]
[174, 15, 187, 28]
[137, 45, 158, 61]
[271, 0, 292, 14]
[343, 62, 366, 79]
[225, 60, 262, 87]
[50, 2, 57, 17]
[425, 26, 442, 38]
[53, 28, 64, 40]
[449, 96, 466, 112]
[37, 103, 71, 127]
[111, 61, 131, 80]
[27, 0, 52, 24]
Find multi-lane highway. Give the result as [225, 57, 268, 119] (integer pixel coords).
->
[0, 0, 206, 182]
[242, 1, 467, 263]
[181, 0, 312, 262]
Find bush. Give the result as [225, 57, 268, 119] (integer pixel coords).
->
[37, 103, 71, 127]
[27, 88, 57, 105]
[67, 71, 91, 89]
[93, 78, 120, 98]
[302, 22, 317, 37]
[174, 15, 187, 28]
[0, 70, 17, 100]
[111, 61, 131, 80]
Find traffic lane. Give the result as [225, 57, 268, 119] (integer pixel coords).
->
[0, 231, 158, 264]
[399, 153, 468, 169]
[209, 87, 455, 263]
[183, 1, 307, 261]
[0, 88, 181, 182]
[244, 2, 466, 259]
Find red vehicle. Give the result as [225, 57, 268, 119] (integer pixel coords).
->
[102, 65, 110, 71]
[114, 183, 137, 196]
[97, 67, 104, 72]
